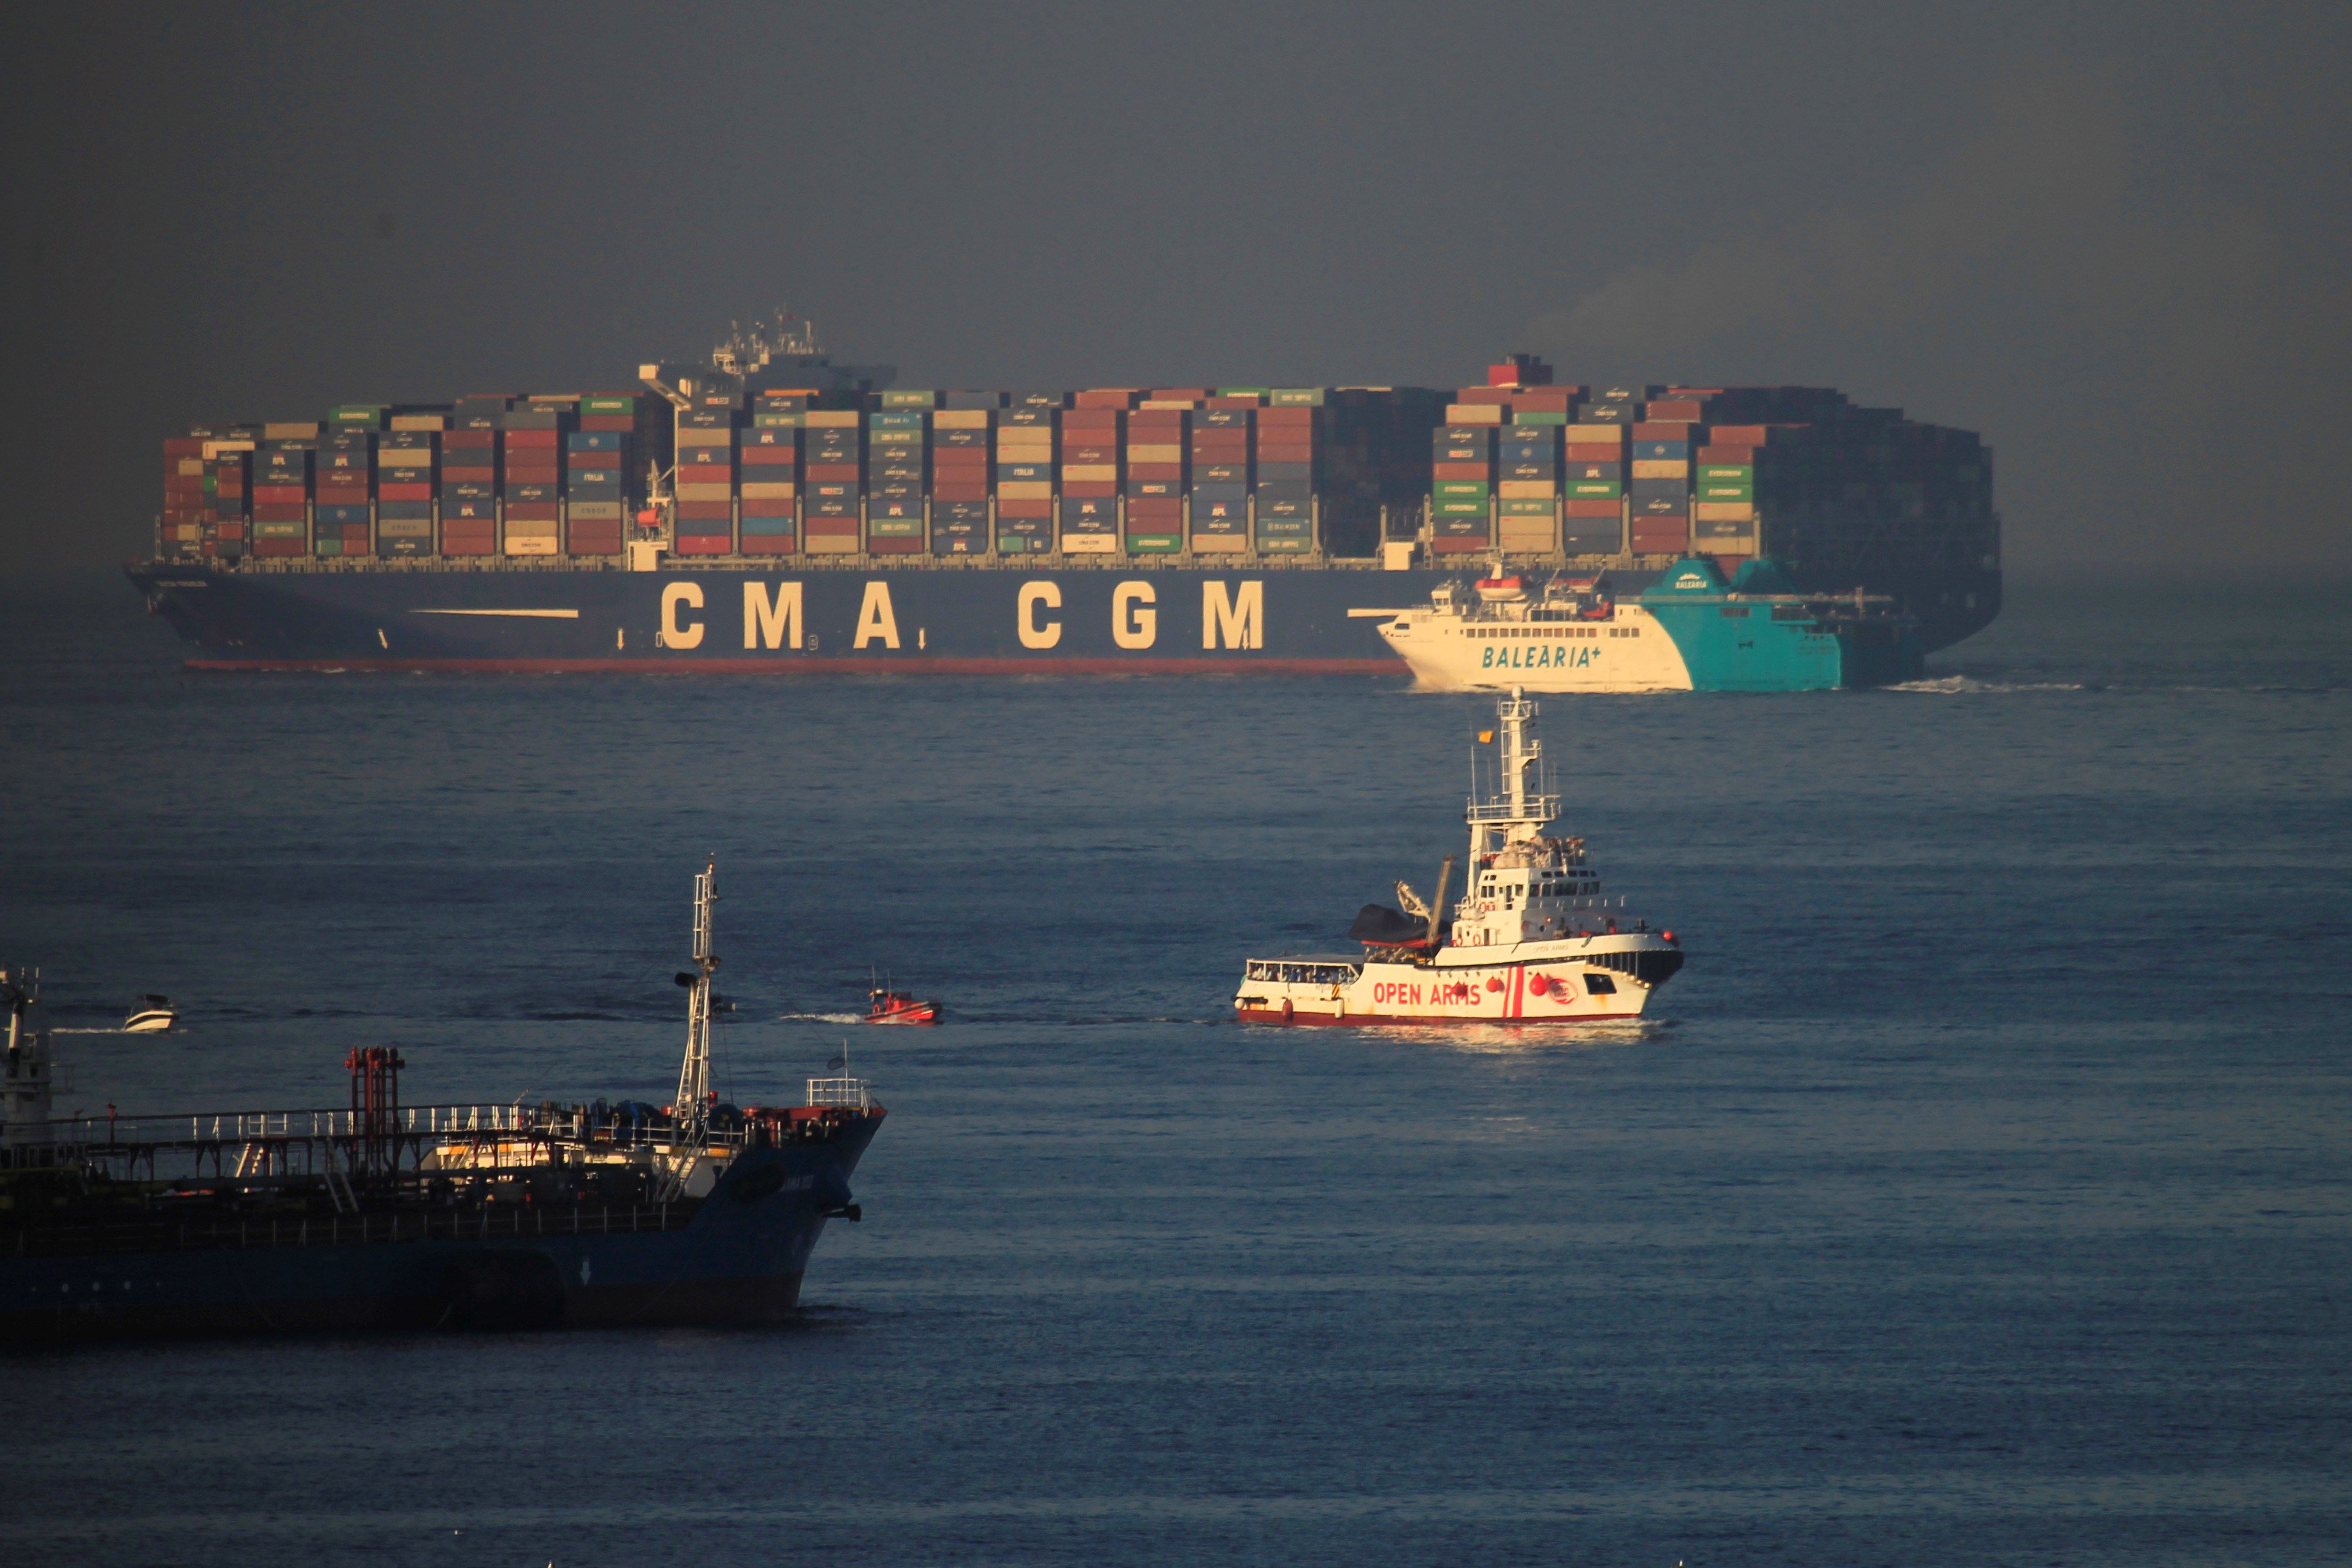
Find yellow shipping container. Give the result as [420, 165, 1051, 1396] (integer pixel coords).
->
[933, 410, 992, 430]
[675, 483, 734, 501]
[1125, 444, 1183, 462]
[676, 427, 735, 447]
[1060, 464, 1119, 481]
[1498, 481, 1556, 499]
[1564, 425, 1625, 444]
[1445, 405, 1504, 425]
[1630, 460, 1689, 479]
[739, 482, 797, 500]
[1693, 501, 1756, 522]
[802, 410, 860, 429]
[996, 481, 1053, 500]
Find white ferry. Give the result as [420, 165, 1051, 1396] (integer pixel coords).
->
[1373, 557, 1921, 692]
[1233, 688, 1683, 1025]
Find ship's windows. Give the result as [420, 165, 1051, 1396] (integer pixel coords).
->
[1584, 972, 1618, 995]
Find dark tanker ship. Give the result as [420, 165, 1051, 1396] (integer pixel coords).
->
[131, 322, 2000, 676]
[0, 862, 880, 1339]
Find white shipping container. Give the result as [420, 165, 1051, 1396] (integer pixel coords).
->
[1062, 534, 1117, 553]
[567, 502, 625, 521]
[1631, 460, 1689, 479]
[378, 518, 433, 538]
[504, 536, 559, 556]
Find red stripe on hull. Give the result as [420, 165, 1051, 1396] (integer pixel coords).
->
[184, 657, 1402, 676]
[1234, 1007, 1645, 1026]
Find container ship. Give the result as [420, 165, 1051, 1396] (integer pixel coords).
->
[0, 862, 882, 1339]
[127, 322, 2000, 679]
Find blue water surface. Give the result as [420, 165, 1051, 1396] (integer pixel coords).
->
[2, 571, 2347, 1565]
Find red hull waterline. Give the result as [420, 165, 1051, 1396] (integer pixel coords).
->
[1234, 1007, 1646, 1026]
[184, 657, 1402, 676]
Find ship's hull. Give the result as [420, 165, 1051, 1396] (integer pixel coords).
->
[1, 1125, 875, 1341]
[1236, 941, 1682, 1025]
[124, 559, 1995, 672]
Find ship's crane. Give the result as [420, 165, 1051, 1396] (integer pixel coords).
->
[659, 859, 721, 1199]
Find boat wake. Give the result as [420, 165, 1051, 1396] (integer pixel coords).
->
[1888, 675, 2085, 695]
[776, 1012, 867, 1024]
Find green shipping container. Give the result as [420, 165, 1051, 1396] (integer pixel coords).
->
[1698, 465, 1755, 482]
[1217, 387, 1271, 397]
[867, 519, 925, 537]
[1509, 411, 1569, 426]
[880, 390, 940, 409]
[329, 406, 386, 428]
[581, 396, 638, 415]
[1268, 388, 1327, 407]
[752, 412, 806, 428]
[1568, 481, 1624, 498]
[1698, 483, 1755, 502]
[1432, 499, 1487, 518]
[1433, 481, 1491, 501]
[1126, 534, 1184, 553]
[1499, 498, 1555, 516]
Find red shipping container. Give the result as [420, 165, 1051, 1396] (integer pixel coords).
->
[1704, 553, 1750, 575]
[1431, 536, 1490, 554]
[315, 486, 370, 505]
[252, 504, 307, 523]
[214, 524, 246, 541]
[739, 498, 796, 518]
[737, 536, 794, 556]
[445, 432, 497, 450]
[1060, 410, 1122, 429]
[569, 541, 625, 558]
[1126, 499, 1182, 519]
[931, 456, 988, 475]
[506, 465, 561, 483]
[933, 481, 989, 501]
[1631, 422, 1697, 441]
[1149, 388, 1211, 401]
[502, 430, 559, 449]
[379, 483, 432, 501]
[504, 503, 560, 522]
[1513, 391, 1575, 413]
[677, 500, 733, 521]
[1073, 389, 1139, 409]
[675, 535, 732, 555]
[806, 462, 859, 483]
[995, 497, 1052, 518]
[1061, 480, 1117, 498]
[1127, 463, 1183, 482]
[1697, 444, 1759, 462]
[1630, 528, 1689, 550]
[1061, 445, 1119, 463]
[1204, 395, 1260, 409]
[444, 467, 497, 484]
[1432, 462, 1492, 481]
[805, 517, 860, 536]
[580, 415, 635, 432]
[568, 450, 623, 470]
[870, 537, 923, 555]
[1255, 444, 1314, 464]
[1564, 443, 1624, 461]
[1256, 408, 1315, 427]
[1564, 499, 1622, 517]
[253, 484, 308, 503]
[1455, 388, 1513, 406]
[254, 538, 306, 556]
[442, 539, 496, 555]
[1644, 400, 1705, 422]
[1707, 425, 1779, 445]
[1127, 412, 1187, 431]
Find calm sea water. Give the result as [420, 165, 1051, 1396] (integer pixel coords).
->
[4, 571, 2347, 1566]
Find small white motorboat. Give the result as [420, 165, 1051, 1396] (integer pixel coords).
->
[122, 995, 178, 1034]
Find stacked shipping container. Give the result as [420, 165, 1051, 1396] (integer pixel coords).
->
[160, 366, 1987, 575]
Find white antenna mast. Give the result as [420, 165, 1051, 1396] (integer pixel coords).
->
[672, 858, 720, 1144]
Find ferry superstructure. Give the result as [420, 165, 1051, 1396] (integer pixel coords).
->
[1375, 556, 1922, 692]
[1234, 689, 1683, 1025]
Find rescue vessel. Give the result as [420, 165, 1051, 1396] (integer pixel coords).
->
[1234, 688, 1683, 1025]
[0, 861, 882, 1339]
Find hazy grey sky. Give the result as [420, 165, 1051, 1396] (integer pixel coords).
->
[7, 1, 2346, 576]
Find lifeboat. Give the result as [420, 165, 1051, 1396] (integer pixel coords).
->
[1474, 574, 1526, 603]
[865, 989, 940, 1026]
